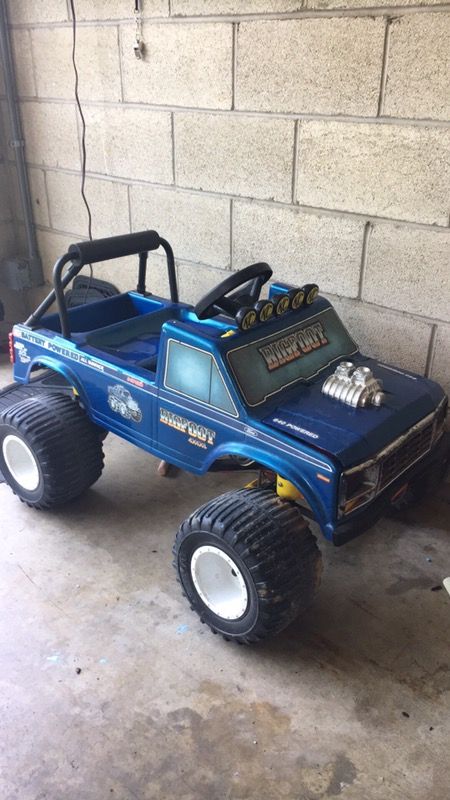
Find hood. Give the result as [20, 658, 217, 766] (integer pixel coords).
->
[262, 358, 445, 467]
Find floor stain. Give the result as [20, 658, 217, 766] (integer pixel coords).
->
[385, 575, 434, 595]
[326, 754, 358, 796]
[120, 682, 359, 800]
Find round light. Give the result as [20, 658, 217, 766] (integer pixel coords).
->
[235, 307, 257, 331]
[254, 299, 274, 322]
[274, 294, 290, 315]
[289, 288, 305, 310]
[302, 283, 319, 305]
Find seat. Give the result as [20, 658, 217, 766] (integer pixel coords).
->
[84, 308, 176, 366]
[136, 354, 159, 371]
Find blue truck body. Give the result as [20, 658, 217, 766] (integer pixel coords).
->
[10, 277, 448, 545]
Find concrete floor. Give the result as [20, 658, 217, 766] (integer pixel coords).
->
[0, 353, 449, 800]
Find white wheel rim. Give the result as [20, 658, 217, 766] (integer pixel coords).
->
[190, 545, 249, 620]
[2, 434, 40, 492]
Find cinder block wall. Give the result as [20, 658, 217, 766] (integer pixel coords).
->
[0, 74, 28, 340]
[1, 0, 449, 391]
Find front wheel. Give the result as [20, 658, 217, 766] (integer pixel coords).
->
[173, 488, 322, 643]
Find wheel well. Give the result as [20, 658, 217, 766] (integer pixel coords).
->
[206, 451, 327, 528]
[29, 363, 71, 384]
[26, 358, 88, 407]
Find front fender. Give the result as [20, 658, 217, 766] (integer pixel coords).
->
[204, 440, 334, 537]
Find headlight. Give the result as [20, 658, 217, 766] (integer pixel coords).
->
[339, 462, 380, 516]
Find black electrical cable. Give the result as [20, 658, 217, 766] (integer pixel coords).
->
[69, 0, 93, 302]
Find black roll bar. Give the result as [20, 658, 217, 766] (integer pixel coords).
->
[24, 230, 179, 340]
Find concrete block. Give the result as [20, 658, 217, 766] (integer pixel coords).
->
[9, 165, 50, 228]
[328, 295, 433, 374]
[430, 324, 450, 397]
[36, 228, 75, 283]
[20, 101, 80, 170]
[31, 27, 122, 103]
[11, 29, 36, 97]
[236, 18, 384, 116]
[172, 1, 303, 13]
[233, 201, 364, 297]
[177, 261, 228, 305]
[296, 121, 450, 226]
[28, 168, 50, 228]
[307, 0, 442, 7]
[384, 14, 450, 122]
[130, 185, 230, 268]
[84, 106, 172, 184]
[46, 171, 129, 239]
[120, 22, 232, 109]
[74, 0, 168, 19]
[7, 0, 68, 24]
[175, 113, 294, 202]
[363, 225, 450, 322]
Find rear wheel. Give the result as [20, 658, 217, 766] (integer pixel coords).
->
[173, 488, 322, 643]
[0, 394, 104, 508]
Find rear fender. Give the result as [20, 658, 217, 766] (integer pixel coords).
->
[25, 356, 90, 411]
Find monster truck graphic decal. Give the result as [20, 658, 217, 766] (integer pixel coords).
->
[14, 342, 31, 364]
[107, 384, 142, 423]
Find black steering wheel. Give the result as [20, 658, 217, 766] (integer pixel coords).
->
[194, 262, 273, 320]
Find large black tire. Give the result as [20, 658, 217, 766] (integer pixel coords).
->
[0, 372, 108, 442]
[0, 394, 104, 509]
[173, 488, 322, 644]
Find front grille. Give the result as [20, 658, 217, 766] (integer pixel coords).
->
[379, 420, 434, 490]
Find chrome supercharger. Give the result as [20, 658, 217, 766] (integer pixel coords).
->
[322, 361, 384, 408]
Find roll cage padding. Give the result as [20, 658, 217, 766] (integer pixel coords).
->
[67, 230, 161, 267]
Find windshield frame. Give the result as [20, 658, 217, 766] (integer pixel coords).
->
[225, 307, 358, 408]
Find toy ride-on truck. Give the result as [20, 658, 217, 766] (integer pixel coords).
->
[1, 230, 449, 643]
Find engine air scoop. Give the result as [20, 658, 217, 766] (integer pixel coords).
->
[322, 362, 384, 408]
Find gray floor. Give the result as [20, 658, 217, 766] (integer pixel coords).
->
[0, 353, 449, 800]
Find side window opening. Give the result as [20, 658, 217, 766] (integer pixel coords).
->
[165, 341, 236, 415]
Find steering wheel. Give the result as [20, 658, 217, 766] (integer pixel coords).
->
[194, 263, 273, 320]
